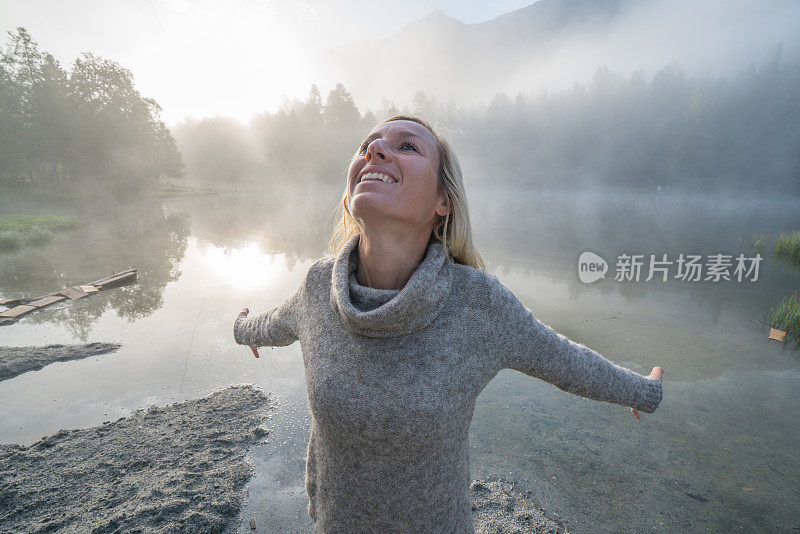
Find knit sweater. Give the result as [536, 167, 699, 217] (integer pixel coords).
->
[234, 233, 663, 534]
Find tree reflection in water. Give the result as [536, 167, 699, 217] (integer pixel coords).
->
[0, 194, 190, 340]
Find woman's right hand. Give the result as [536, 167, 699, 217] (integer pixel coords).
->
[631, 366, 663, 420]
[649, 366, 663, 381]
[236, 308, 260, 358]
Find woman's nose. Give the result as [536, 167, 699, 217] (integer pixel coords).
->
[366, 139, 388, 161]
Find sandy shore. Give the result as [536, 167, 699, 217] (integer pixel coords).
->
[0, 380, 570, 533]
[0, 384, 274, 533]
[0, 343, 120, 382]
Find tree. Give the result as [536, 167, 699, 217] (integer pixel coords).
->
[304, 84, 322, 118]
[411, 90, 438, 119]
[376, 98, 399, 121]
[0, 28, 183, 189]
[323, 83, 360, 128]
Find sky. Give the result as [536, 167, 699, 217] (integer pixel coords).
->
[0, 0, 533, 125]
[2, 1, 798, 127]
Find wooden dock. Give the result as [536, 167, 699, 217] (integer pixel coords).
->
[0, 268, 137, 325]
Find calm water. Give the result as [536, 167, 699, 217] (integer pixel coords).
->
[1, 185, 798, 533]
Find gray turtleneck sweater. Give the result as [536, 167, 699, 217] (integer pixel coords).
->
[234, 234, 663, 534]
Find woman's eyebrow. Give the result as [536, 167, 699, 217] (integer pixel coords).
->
[361, 130, 428, 148]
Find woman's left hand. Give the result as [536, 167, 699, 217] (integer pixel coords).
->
[237, 307, 260, 358]
[631, 366, 663, 420]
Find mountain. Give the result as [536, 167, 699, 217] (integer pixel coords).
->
[320, 0, 630, 111]
[477, 0, 624, 39]
[318, 0, 800, 113]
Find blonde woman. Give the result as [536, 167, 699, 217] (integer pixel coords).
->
[234, 115, 664, 533]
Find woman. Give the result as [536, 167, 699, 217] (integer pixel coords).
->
[234, 115, 664, 533]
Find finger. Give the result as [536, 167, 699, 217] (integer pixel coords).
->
[631, 408, 641, 420]
[250, 346, 260, 359]
[651, 366, 663, 381]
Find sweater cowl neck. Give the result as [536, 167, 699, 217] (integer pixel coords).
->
[330, 233, 454, 338]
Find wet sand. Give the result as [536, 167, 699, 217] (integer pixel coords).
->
[0, 379, 571, 533]
[0, 343, 120, 382]
[470, 475, 571, 533]
[0, 384, 274, 533]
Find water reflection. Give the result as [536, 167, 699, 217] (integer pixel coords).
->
[166, 182, 341, 262]
[203, 243, 292, 290]
[4, 186, 797, 339]
[0, 196, 190, 339]
[1, 185, 798, 533]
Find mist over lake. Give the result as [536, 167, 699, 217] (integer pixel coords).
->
[1, 1, 799, 532]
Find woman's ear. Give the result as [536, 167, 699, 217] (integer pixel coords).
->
[435, 190, 451, 217]
[435, 202, 451, 217]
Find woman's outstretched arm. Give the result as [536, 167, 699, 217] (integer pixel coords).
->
[233, 284, 304, 349]
[486, 275, 663, 414]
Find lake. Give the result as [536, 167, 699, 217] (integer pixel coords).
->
[1, 184, 798, 533]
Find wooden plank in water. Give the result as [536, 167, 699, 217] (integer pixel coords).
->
[0, 305, 37, 319]
[90, 268, 136, 287]
[0, 268, 137, 327]
[59, 286, 88, 300]
[94, 270, 137, 289]
[769, 328, 787, 342]
[28, 295, 65, 308]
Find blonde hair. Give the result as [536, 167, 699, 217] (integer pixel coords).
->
[328, 115, 485, 270]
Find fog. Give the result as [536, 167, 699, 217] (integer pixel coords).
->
[1, 1, 799, 533]
[2, 0, 798, 123]
[168, 58, 800, 194]
[323, 0, 800, 114]
[7, 0, 794, 193]
[3, 22, 798, 195]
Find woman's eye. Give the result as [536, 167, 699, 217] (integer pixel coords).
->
[358, 139, 418, 154]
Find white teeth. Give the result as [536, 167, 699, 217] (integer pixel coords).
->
[360, 172, 396, 183]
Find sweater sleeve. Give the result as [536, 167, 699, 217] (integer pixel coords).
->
[487, 275, 662, 413]
[233, 282, 304, 348]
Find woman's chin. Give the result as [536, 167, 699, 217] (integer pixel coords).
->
[352, 181, 399, 196]
[350, 192, 396, 211]
[350, 198, 403, 222]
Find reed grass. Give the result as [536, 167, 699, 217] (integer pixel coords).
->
[0, 214, 80, 250]
[737, 232, 770, 254]
[774, 230, 800, 271]
[739, 230, 800, 350]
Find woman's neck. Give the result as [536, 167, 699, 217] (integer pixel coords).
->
[356, 228, 432, 290]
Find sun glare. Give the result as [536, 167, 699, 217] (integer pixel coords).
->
[202, 242, 289, 289]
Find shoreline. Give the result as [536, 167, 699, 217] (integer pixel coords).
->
[0, 379, 571, 533]
[0, 384, 274, 533]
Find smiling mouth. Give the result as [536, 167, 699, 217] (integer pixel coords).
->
[359, 172, 397, 184]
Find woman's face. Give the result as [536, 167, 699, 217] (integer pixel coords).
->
[347, 120, 448, 235]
